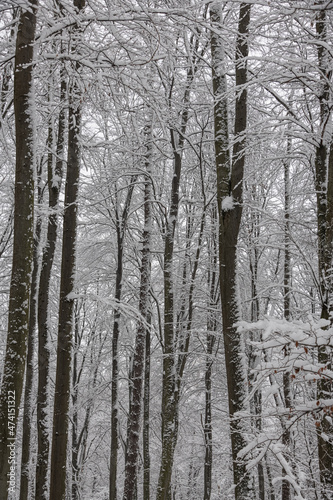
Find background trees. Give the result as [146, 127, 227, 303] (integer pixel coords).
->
[0, 1, 333, 499]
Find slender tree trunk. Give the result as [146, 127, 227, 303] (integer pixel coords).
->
[266, 456, 276, 500]
[156, 52, 199, 500]
[204, 211, 218, 500]
[72, 303, 80, 500]
[0, 3, 37, 498]
[49, 3, 84, 496]
[35, 69, 66, 500]
[72, 298, 105, 499]
[282, 140, 292, 500]
[110, 175, 137, 500]
[123, 121, 153, 500]
[315, 6, 333, 499]
[49, 92, 81, 500]
[247, 195, 264, 500]
[143, 312, 151, 500]
[110, 243, 122, 500]
[156, 143, 181, 500]
[19, 177, 42, 500]
[211, 3, 253, 499]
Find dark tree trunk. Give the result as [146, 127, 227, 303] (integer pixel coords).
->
[204, 210, 218, 500]
[143, 313, 151, 500]
[72, 304, 80, 500]
[315, 6, 333, 499]
[282, 140, 292, 500]
[123, 121, 153, 500]
[247, 188, 264, 500]
[0, 3, 37, 498]
[110, 258, 122, 500]
[211, 3, 253, 499]
[36, 69, 66, 500]
[49, 3, 84, 495]
[19, 178, 42, 500]
[110, 175, 137, 500]
[156, 144, 183, 500]
[49, 93, 81, 500]
[156, 48, 200, 499]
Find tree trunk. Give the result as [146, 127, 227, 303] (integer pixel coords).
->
[19, 177, 42, 500]
[110, 175, 137, 500]
[35, 69, 66, 500]
[72, 303, 80, 500]
[123, 121, 153, 500]
[156, 50, 199, 500]
[143, 313, 151, 500]
[110, 255, 122, 500]
[211, 3, 253, 499]
[246, 187, 264, 500]
[282, 139, 292, 500]
[49, 3, 84, 496]
[315, 6, 333, 499]
[204, 210, 218, 500]
[0, 3, 37, 498]
[156, 143, 182, 500]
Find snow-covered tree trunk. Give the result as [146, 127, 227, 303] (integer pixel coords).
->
[0, 3, 37, 498]
[110, 173, 137, 500]
[246, 187, 264, 500]
[282, 137, 292, 500]
[211, 2, 253, 498]
[19, 177, 42, 500]
[49, 2, 84, 497]
[204, 209, 218, 500]
[143, 311, 151, 500]
[123, 119, 153, 500]
[36, 66, 66, 500]
[155, 32, 202, 497]
[156, 146, 181, 500]
[315, 6, 333, 499]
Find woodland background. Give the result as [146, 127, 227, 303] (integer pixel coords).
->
[0, 1, 333, 499]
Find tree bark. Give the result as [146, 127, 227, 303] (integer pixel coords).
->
[204, 209, 218, 500]
[0, 3, 37, 498]
[35, 68, 66, 500]
[315, 6, 333, 499]
[19, 178, 42, 500]
[156, 44, 200, 499]
[211, 3, 253, 499]
[123, 120, 153, 500]
[49, 3, 84, 496]
[110, 174, 137, 500]
[246, 185, 264, 500]
[143, 312, 151, 500]
[282, 138, 292, 500]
